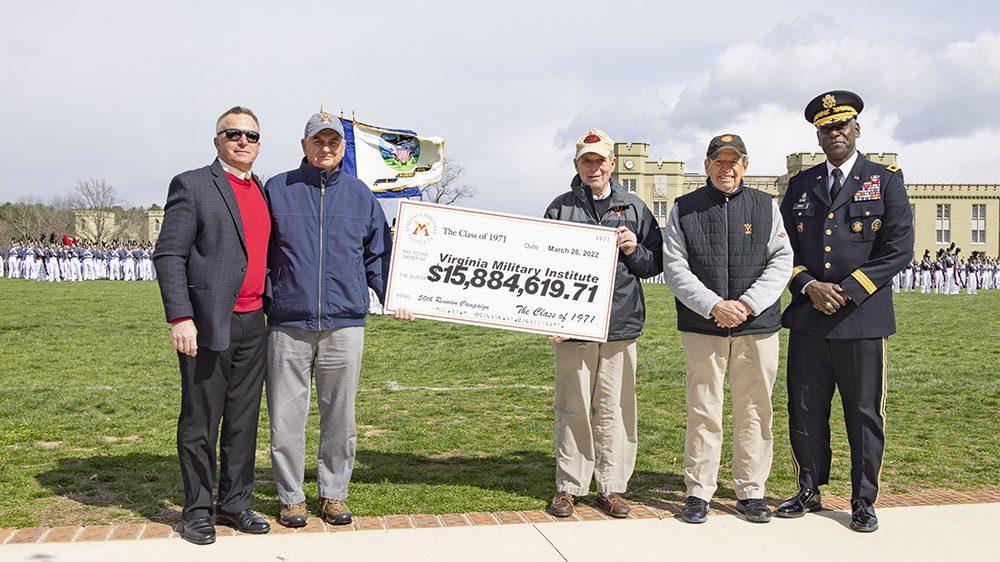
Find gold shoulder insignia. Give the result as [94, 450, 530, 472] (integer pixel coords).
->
[886, 165, 900, 173]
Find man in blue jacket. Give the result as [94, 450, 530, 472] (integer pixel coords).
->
[265, 111, 410, 529]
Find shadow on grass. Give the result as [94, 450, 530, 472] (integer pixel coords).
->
[350, 449, 689, 507]
[36, 453, 185, 525]
[36, 449, 695, 523]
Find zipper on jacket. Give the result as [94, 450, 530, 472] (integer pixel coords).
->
[723, 196, 731, 336]
[318, 182, 325, 329]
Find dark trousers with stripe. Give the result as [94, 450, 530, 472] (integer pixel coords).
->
[786, 332, 886, 504]
[177, 308, 267, 521]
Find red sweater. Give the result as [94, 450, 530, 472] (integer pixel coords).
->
[228, 173, 270, 312]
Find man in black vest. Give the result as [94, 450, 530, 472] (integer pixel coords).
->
[777, 91, 913, 532]
[663, 134, 792, 524]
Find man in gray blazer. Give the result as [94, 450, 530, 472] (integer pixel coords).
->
[153, 106, 272, 545]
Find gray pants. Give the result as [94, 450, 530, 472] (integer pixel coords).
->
[266, 325, 365, 505]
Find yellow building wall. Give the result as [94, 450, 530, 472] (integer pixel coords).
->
[908, 186, 999, 258]
[613, 142, 1000, 258]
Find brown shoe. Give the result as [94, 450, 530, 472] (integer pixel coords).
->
[278, 501, 308, 528]
[595, 492, 630, 518]
[548, 491, 575, 517]
[319, 498, 353, 525]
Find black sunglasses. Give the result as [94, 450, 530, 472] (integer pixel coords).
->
[218, 128, 261, 143]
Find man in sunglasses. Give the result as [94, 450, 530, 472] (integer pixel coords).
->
[153, 106, 272, 545]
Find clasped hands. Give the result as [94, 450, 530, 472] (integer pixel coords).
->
[710, 300, 752, 329]
[804, 281, 848, 315]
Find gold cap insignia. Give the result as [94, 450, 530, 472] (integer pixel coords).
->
[872, 219, 882, 232]
[822, 94, 837, 109]
[852, 220, 863, 233]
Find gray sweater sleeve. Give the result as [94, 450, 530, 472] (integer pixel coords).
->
[738, 200, 794, 316]
[661, 206, 723, 319]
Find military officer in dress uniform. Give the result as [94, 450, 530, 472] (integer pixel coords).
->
[777, 91, 913, 532]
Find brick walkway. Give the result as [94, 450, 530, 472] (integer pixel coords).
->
[2, 489, 998, 545]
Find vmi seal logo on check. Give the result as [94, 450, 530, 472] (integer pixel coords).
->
[406, 213, 437, 244]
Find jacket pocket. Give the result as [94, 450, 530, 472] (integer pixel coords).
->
[848, 201, 884, 242]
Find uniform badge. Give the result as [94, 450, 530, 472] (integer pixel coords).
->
[872, 219, 882, 232]
[796, 222, 804, 233]
[793, 192, 810, 210]
[744, 223, 753, 235]
[854, 175, 882, 201]
[822, 94, 837, 109]
[852, 220, 863, 233]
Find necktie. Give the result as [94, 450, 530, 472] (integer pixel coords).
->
[831, 168, 843, 200]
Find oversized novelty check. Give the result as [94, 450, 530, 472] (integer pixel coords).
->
[385, 201, 619, 341]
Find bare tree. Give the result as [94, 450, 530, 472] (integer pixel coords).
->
[40, 196, 75, 240]
[419, 161, 475, 205]
[71, 178, 128, 244]
[6, 197, 45, 242]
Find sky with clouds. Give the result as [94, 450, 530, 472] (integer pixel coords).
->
[2, 0, 998, 217]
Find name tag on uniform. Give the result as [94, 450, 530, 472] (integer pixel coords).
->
[792, 192, 811, 210]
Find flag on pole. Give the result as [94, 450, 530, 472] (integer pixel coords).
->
[340, 118, 444, 198]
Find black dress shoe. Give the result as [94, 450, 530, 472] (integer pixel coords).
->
[181, 517, 216, 545]
[216, 510, 271, 534]
[681, 496, 709, 524]
[775, 488, 822, 518]
[736, 498, 772, 523]
[850, 499, 878, 532]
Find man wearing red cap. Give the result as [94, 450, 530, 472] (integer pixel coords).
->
[543, 128, 663, 519]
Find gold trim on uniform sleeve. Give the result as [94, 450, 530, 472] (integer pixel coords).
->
[852, 269, 878, 294]
[792, 265, 808, 280]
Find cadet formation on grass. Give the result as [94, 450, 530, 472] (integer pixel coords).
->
[2, 237, 156, 282]
[4, 238, 998, 294]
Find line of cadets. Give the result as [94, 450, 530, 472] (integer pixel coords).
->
[2, 238, 155, 281]
[894, 251, 998, 294]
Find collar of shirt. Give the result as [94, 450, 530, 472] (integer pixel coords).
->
[592, 182, 612, 200]
[218, 158, 252, 181]
[825, 150, 859, 191]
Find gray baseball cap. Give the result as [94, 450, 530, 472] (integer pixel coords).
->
[303, 111, 345, 140]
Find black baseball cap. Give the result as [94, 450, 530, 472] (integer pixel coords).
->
[706, 134, 747, 159]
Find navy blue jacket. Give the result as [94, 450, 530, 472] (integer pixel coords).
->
[780, 153, 913, 339]
[265, 159, 392, 331]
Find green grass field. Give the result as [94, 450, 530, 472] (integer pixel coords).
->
[0, 279, 997, 527]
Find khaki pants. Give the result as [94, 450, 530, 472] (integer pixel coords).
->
[553, 339, 637, 496]
[681, 331, 778, 501]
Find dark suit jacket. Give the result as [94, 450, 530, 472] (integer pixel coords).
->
[779, 153, 913, 339]
[153, 159, 270, 351]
